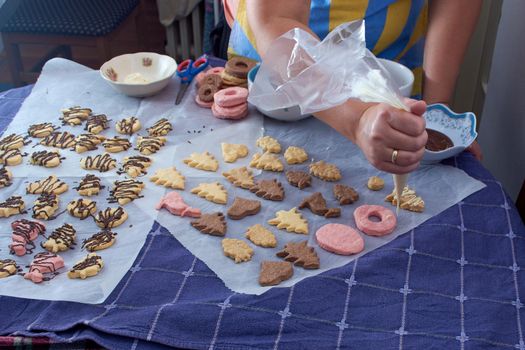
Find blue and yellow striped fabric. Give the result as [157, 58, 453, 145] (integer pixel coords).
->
[228, 0, 428, 98]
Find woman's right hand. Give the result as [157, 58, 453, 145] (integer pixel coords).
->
[355, 99, 428, 174]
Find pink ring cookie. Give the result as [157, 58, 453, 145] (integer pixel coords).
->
[316, 223, 364, 255]
[195, 71, 208, 88]
[214, 87, 249, 107]
[353, 205, 397, 236]
[212, 102, 248, 120]
[195, 95, 213, 108]
[208, 67, 225, 75]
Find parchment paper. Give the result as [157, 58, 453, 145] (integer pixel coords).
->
[0, 58, 263, 303]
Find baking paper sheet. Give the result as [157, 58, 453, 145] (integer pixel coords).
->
[0, 58, 263, 303]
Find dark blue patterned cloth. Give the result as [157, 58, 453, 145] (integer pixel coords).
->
[1, 0, 139, 36]
[1, 86, 524, 350]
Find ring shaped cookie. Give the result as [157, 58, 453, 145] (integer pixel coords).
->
[353, 204, 396, 236]
[214, 87, 249, 107]
[225, 57, 254, 78]
[198, 84, 219, 103]
[202, 74, 222, 89]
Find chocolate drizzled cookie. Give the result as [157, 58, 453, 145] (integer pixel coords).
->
[108, 179, 144, 205]
[60, 106, 92, 125]
[26, 175, 68, 194]
[30, 150, 64, 167]
[118, 155, 151, 177]
[0, 148, 24, 166]
[81, 153, 116, 172]
[67, 198, 97, 219]
[147, 118, 172, 136]
[82, 230, 117, 251]
[95, 207, 128, 229]
[10, 219, 46, 255]
[42, 223, 77, 253]
[136, 136, 166, 155]
[32, 193, 59, 220]
[85, 114, 109, 134]
[75, 174, 104, 196]
[116, 116, 141, 135]
[0, 133, 29, 150]
[0, 259, 19, 278]
[0, 167, 12, 188]
[40, 131, 76, 148]
[28, 123, 58, 138]
[74, 134, 105, 153]
[0, 196, 25, 217]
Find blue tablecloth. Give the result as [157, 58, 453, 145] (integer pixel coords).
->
[1, 86, 524, 350]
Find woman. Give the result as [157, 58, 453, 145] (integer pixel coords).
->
[223, 0, 482, 172]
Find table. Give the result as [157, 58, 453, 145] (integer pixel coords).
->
[1, 85, 524, 350]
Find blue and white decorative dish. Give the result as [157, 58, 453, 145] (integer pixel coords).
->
[422, 103, 478, 163]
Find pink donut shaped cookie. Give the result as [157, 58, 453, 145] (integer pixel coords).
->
[195, 95, 213, 108]
[156, 191, 201, 218]
[316, 223, 364, 255]
[24, 252, 64, 283]
[195, 71, 208, 88]
[212, 102, 248, 120]
[214, 87, 249, 108]
[10, 219, 46, 256]
[208, 67, 225, 75]
[353, 205, 397, 236]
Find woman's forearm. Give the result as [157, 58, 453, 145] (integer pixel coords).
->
[423, 0, 482, 104]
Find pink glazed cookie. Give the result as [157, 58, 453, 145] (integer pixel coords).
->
[24, 252, 65, 283]
[156, 191, 201, 218]
[195, 95, 213, 108]
[10, 219, 46, 256]
[353, 205, 397, 236]
[316, 223, 364, 255]
[214, 87, 249, 107]
[212, 102, 248, 120]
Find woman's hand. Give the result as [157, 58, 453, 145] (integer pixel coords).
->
[355, 99, 428, 174]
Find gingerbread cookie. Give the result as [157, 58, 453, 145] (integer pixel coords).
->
[245, 224, 277, 248]
[156, 191, 201, 218]
[198, 84, 219, 104]
[277, 241, 320, 269]
[82, 230, 117, 251]
[256, 136, 281, 153]
[147, 118, 173, 136]
[80, 153, 116, 172]
[76, 174, 104, 196]
[42, 223, 76, 253]
[284, 146, 308, 164]
[259, 261, 293, 286]
[95, 207, 128, 228]
[102, 136, 131, 153]
[24, 252, 64, 283]
[32, 193, 59, 220]
[60, 106, 91, 125]
[299, 192, 341, 218]
[108, 179, 144, 205]
[0, 259, 19, 278]
[250, 179, 284, 201]
[309, 160, 341, 181]
[184, 151, 219, 172]
[27, 175, 68, 194]
[40, 131, 76, 149]
[222, 238, 254, 263]
[150, 167, 185, 189]
[190, 212, 226, 236]
[85, 114, 109, 134]
[116, 116, 141, 135]
[0, 148, 24, 166]
[333, 184, 359, 205]
[249, 152, 284, 172]
[0, 196, 25, 217]
[191, 182, 227, 204]
[68, 253, 104, 279]
[268, 207, 308, 234]
[385, 186, 425, 212]
[227, 197, 261, 220]
[30, 150, 64, 167]
[119, 155, 152, 178]
[136, 136, 166, 155]
[74, 133, 105, 153]
[0, 133, 28, 150]
[28, 123, 57, 138]
[222, 166, 254, 189]
[221, 143, 249, 163]
[367, 176, 384, 191]
[286, 170, 311, 190]
[0, 167, 12, 188]
[67, 198, 97, 219]
[10, 219, 46, 256]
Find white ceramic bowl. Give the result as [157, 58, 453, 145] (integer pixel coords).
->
[100, 52, 177, 97]
[422, 103, 478, 163]
[247, 58, 414, 122]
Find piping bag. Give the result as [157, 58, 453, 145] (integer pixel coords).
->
[248, 20, 411, 212]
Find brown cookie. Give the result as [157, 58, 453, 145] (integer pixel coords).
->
[225, 57, 256, 79]
[276, 241, 320, 269]
[259, 261, 293, 286]
[250, 179, 284, 201]
[190, 212, 226, 236]
[333, 184, 359, 205]
[198, 84, 219, 103]
[227, 197, 261, 220]
[299, 192, 341, 218]
[202, 74, 222, 89]
[286, 171, 311, 189]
